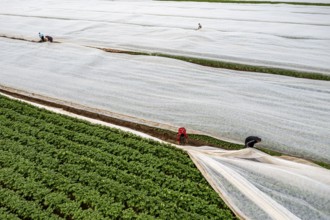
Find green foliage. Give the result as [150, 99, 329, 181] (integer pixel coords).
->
[189, 134, 243, 150]
[313, 161, 330, 170]
[257, 148, 283, 156]
[152, 53, 330, 81]
[99, 46, 330, 81]
[0, 207, 21, 220]
[0, 95, 236, 219]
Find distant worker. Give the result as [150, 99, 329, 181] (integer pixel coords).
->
[245, 136, 262, 148]
[39, 32, 53, 42]
[197, 23, 202, 30]
[177, 127, 188, 145]
[39, 32, 45, 42]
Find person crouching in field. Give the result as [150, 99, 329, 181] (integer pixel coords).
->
[39, 32, 53, 42]
[245, 136, 262, 148]
[177, 127, 188, 145]
[39, 32, 45, 42]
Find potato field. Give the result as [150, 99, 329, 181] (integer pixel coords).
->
[0, 95, 235, 219]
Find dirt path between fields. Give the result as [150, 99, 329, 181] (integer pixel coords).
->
[0, 85, 205, 146]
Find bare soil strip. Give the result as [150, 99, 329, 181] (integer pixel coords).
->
[0, 85, 204, 146]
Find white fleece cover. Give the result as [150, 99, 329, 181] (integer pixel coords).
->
[1, 1, 330, 217]
[1, 38, 330, 163]
[184, 146, 330, 220]
[1, 0, 330, 74]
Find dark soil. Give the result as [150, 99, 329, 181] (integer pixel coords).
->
[0, 87, 216, 147]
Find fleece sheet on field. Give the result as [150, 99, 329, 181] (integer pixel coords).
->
[1, 38, 330, 163]
[1, 0, 330, 74]
[183, 146, 330, 220]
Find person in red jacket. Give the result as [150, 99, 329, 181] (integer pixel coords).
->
[177, 127, 188, 145]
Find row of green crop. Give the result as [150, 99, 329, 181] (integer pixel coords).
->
[0, 95, 236, 219]
[0, 119, 217, 206]
[0, 111, 201, 197]
[0, 117, 227, 218]
[0, 166, 107, 220]
[0, 133, 229, 219]
[0, 99, 194, 172]
[0, 106, 198, 182]
[0, 149, 149, 220]
[0, 102, 209, 194]
[0, 186, 60, 220]
[0, 95, 190, 166]
[0, 207, 20, 220]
